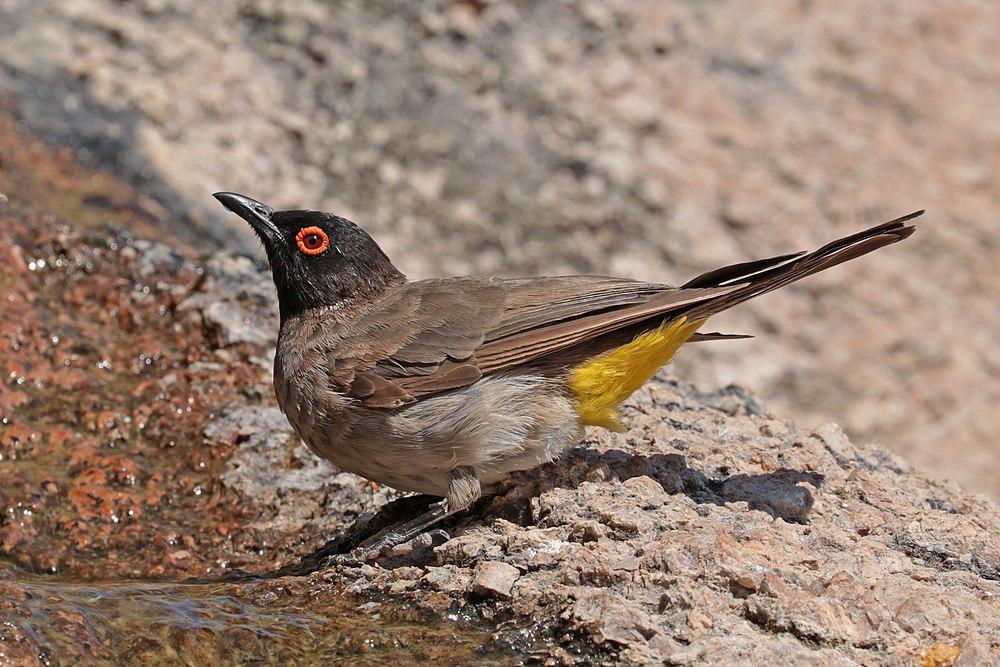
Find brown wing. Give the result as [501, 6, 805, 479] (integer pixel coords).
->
[321, 277, 504, 407]
[387, 284, 738, 402]
[321, 275, 734, 407]
[486, 276, 669, 339]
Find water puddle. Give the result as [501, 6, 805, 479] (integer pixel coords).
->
[0, 564, 502, 664]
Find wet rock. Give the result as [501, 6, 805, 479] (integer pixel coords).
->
[178, 254, 278, 349]
[127, 239, 186, 278]
[422, 565, 472, 595]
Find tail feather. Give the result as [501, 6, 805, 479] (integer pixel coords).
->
[682, 251, 806, 289]
[688, 331, 753, 342]
[679, 211, 922, 321]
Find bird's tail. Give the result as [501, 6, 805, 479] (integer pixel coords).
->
[678, 210, 922, 321]
[567, 211, 921, 430]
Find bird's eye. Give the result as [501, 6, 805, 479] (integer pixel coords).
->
[295, 226, 329, 255]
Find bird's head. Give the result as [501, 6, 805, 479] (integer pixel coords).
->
[213, 192, 403, 322]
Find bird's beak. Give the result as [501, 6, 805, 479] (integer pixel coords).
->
[213, 192, 280, 244]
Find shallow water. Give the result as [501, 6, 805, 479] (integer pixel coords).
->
[0, 563, 501, 665]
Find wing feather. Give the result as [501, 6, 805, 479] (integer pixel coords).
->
[321, 275, 714, 406]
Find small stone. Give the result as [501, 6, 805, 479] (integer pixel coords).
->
[422, 565, 472, 594]
[687, 611, 712, 635]
[622, 475, 669, 508]
[389, 579, 418, 593]
[721, 470, 816, 524]
[471, 561, 519, 598]
[391, 566, 423, 581]
[570, 591, 660, 646]
[815, 423, 855, 462]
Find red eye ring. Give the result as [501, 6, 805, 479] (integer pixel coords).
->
[295, 226, 329, 255]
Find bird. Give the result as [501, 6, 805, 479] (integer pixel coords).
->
[214, 191, 920, 557]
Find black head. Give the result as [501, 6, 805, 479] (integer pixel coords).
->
[213, 192, 404, 322]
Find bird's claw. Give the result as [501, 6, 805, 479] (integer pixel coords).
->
[322, 527, 452, 566]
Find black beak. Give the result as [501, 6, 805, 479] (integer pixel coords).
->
[213, 192, 280, 244]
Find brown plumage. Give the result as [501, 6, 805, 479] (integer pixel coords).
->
[214, 192, 920, 555]
[274, 211, 917, 409]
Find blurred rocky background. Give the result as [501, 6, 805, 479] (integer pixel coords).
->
[0, 3, 997, 491]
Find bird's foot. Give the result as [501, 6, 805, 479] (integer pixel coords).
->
[322, 503, 454, 566]
[384, 528, 451, 558]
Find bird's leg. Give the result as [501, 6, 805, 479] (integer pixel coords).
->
[373, 466, 482, 554]
[328, 467, 482, 564]
[446, 465, 481, 511]
[324, 502, 450, 565]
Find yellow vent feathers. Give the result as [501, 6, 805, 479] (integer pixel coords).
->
[569, 316, 704, 431]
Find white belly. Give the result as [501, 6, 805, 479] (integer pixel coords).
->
[293, 373, 583, 497]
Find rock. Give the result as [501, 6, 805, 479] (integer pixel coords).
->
[568, 589, 660, 646]
[213, 406, 395, 533]
[695, 384, 767, 417]
[0, 21, 998, 662]
[814, 423, 860, 466]
[422, 565, 473, 595]
[720, 469, 818, 523]
[178, 254, 278, 349]
[470, 561, 519, 599]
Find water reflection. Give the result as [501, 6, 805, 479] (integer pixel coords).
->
[0, 563, 497, 664]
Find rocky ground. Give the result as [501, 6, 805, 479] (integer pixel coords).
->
[0, 0, 997, 498]
[0, 136, 997, 664]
